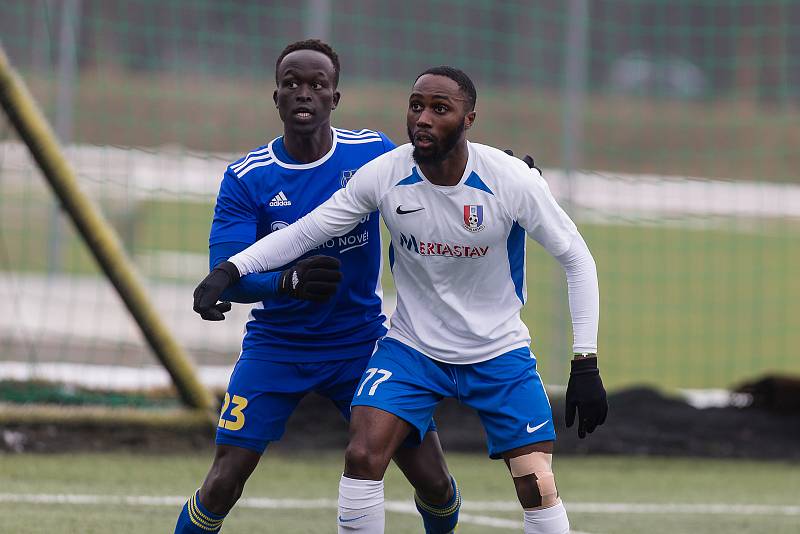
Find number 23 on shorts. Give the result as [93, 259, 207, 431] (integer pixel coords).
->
[218, 392, 248, 431]
[356, 368, 393, 397]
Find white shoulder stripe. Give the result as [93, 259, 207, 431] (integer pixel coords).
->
[232, 151, 270, 173]
[232, 147, 271, 173]
[337, 134, 381, 141]
[338, 134, 382, 141]
[335, 127, 373, 134]
[335, 128, 381, 139]
[338, 137, 383, 145]
[236, 158, 274, 178]
[234, 154, 273, 175]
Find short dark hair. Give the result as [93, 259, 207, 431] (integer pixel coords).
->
[414, 66, 477, 111]
[275, 39, 340, 87]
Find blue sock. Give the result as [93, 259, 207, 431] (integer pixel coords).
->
[415, 477, 461, 534]
[174, 489, 227, 533]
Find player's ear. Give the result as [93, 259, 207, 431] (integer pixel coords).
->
[273, 89, 278, 107]
[332, 90, 341, 110]
[464, 110, 476, 130]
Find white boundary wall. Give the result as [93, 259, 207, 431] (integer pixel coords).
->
[2, 141, 799, 219]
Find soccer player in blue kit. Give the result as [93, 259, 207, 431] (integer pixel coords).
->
[175, 40, 462, 534]
[195, 66, 608, 534]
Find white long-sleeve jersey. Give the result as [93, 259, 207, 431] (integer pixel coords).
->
[231, 142, 599, 364]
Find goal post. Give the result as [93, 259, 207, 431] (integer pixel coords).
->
[0, 45, 216, 424]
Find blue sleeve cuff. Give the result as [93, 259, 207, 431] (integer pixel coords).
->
[210, 242, 282, 303]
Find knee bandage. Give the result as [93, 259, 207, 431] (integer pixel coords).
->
[508, 452, 559, 509]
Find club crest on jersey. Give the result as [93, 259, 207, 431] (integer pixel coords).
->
[463, 205, 485, 232]
[341, 169, 358, 188]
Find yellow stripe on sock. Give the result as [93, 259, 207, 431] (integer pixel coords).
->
[188, 506, 222, 531]
[189, 499, 222, 530]
[187, 503, 218, 531]
[187, 493, 224, 531]
[188, 499, 218, 531]
[415, 485, 462, 517]
[191, 492, 225, 526]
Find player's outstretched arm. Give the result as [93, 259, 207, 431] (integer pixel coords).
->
[228, 159, 382, 276]
[208, 242, 284, 304]
[195, 207, 350, 320]
[193, 255, 343, 319]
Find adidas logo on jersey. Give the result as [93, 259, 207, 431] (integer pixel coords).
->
[269, 191, 292, 207]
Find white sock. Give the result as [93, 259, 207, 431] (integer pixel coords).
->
[338, 475, 385, 533]
[523, 500, 570, 534]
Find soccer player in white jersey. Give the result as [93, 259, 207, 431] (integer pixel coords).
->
[194, 65, 608, 534]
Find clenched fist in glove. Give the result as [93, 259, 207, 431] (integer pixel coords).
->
[565, 356, 608, 439]
[277, 255, 343, 302]
[192, 260, 240, 321]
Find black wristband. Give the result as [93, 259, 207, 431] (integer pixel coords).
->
[570, 356, 599, 375]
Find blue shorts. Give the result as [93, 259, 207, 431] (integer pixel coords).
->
[216, 355, 435, 454]
[351, 338, 556, 458]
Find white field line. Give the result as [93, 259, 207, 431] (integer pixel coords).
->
[4, 492, 800, 532]
[0, 493, 579, 532]
[465, 500, 800, 516]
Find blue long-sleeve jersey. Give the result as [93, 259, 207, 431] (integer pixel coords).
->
[208, 128, 395, 362]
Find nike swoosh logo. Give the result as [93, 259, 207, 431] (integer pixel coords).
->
[396, 206, 425, 215]
[526, 420, 549, 433]
[339, 514, 368, 523]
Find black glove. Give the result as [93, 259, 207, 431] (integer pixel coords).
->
[503, 149, 541, 174]
[278, 255, 343, 302]
[193, 260, 240, 321]
[565, 356, 608, 438]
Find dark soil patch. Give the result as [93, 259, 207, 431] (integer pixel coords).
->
[3, 387, 799, 458]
